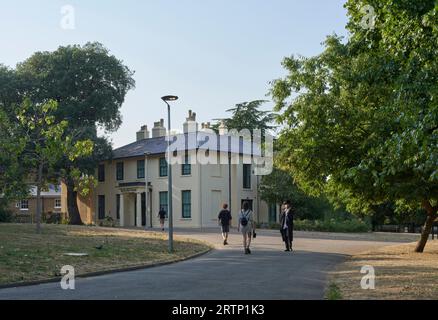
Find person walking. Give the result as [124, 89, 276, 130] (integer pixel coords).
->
[280, 200, 294, 252]
[237, 201, 255, 254]
[158, 207, 166, 231]
[218, 204, 232, 245]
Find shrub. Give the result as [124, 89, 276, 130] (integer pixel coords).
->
[45, 212, 62, 224]
[294, 218, 370, 233]
[99, 216, 115, 227]
[60, 214, 70, 225]
[0, 208, 13, 223]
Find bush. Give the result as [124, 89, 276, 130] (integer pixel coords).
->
[45, 212, 62, 224]
[294, 218, 370, 233]
[99, 216, 115, 227]
[60, 214, 70, 225]
[0, 208, 13, 223]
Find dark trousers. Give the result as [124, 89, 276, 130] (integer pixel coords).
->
[281, 228, 293, 250]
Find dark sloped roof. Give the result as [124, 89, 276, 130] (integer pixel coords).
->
[112, 136, 167, 159]
[111, 132, 261, 160]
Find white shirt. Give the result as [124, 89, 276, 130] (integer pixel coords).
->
[283, 209, 290, 230]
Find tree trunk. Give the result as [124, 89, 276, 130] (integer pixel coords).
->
[415, 200, 438, 253]
[66, 178, 83, 225]
[35, 163, 43, 234]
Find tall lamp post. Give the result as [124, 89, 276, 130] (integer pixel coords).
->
[161, 95, 178, 253]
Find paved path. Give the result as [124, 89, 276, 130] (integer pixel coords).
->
[0, 229, 416, 300]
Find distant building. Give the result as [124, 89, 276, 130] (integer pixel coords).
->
[10, 184, 62, 223]
[61, 110, 280, 228]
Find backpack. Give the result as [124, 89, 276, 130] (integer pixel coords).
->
[240, 210, 250, 226]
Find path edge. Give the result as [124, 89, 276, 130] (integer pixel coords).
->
[0, 247, 213, 290]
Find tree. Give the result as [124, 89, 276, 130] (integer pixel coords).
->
[212, 100, 276, 136]
[0, 108, 28, 206]
[270, 0, 438, 252]
[16, 99, 93, 233]
[0, 66, 29, 214]
[259, 165, 337, 221]
[16, 42, 135, 224]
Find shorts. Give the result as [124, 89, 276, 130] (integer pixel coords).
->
[240, 224, 252, 235]
[221, 225, 230, 233]
[160, 218, 165, 224]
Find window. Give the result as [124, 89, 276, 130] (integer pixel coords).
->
[182, 190, 191, 219]
[137, 160, 145, 179]
[159, 191, 168, 218]
[181, 154, 191, 176]
[159, 157, 168, 177]
[243, 164, 252, 189]
[98, 164, 105, 182]
[98, 195, 105, 220]
[269, 203, 277, 224]
[116, 194, 120, 220]
[17, 200, 29, 210]
[54, 199, 62, 209]
[116, 162, 124, 181]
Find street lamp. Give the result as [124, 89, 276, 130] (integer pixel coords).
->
[161, 95, 178, 253]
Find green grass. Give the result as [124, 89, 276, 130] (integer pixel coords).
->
[0, 224, 210, 285]
[325, 283, 343, 300]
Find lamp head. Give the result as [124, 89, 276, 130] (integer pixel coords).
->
[161, 95, 178, 102]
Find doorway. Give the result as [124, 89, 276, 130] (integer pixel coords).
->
[141, 192, 146, 226]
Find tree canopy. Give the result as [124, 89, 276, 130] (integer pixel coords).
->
[0, 42, 135, 225]
[15, 42, 135, 224]
[270, 0, 438, 252]
[213, 100, 276, 136]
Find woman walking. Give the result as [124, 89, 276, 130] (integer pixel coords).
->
[237, 201, 255, 254]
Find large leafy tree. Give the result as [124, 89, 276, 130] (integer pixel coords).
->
[271, 0, 437, 252]
[0, 66, 28, 212]
[0, 108, 27, 207]
[213, 100, 276, 136]
[16, 42, 135, 224]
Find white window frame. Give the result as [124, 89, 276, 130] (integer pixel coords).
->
[54, 199, 62, 209]
[19, 200, 29, 211]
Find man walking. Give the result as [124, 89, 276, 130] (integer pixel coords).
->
[280, 200, 294, 252]
[158, 207, 166, 231]
[218, 203, 232, 245]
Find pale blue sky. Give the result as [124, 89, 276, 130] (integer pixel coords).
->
[0, 0, 349, 147]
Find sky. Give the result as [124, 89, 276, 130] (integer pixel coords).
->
[0, 0, 349, 148]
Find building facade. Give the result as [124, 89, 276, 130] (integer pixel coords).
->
[62, 111, 280, 228]
[10, 185, 62, 223]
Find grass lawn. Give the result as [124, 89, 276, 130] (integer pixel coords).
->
[327, 240, 438, 299]
[0, 224, 211, 286]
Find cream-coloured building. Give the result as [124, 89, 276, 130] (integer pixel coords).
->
[62, 111, 280, 228]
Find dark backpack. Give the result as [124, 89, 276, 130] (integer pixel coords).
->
[240, 210, 250, 226]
